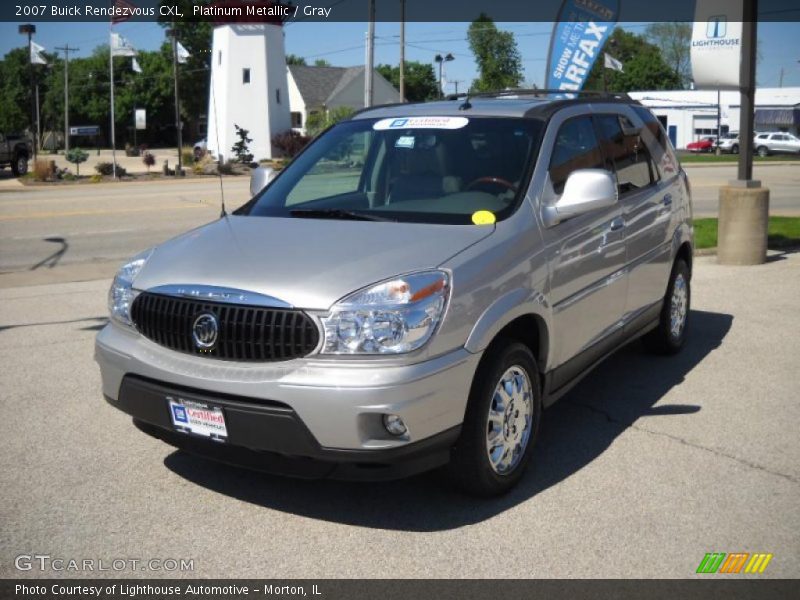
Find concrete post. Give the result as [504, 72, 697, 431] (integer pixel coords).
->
[717, 184, 770, 265]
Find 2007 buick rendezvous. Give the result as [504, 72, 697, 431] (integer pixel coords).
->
[96, 91, 693, 495]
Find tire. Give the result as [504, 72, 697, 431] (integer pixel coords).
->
[449, 340, 542, 496]
[757, 146, 769, 157]
[731, 144, 739, 154]
[643, 259, 690, 355]
[11, 154, 28, 177]
[193, 147, 204, 161]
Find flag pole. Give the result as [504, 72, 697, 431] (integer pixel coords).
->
[109, 21, 117, 179]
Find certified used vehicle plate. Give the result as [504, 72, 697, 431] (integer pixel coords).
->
[167, 397, 228, 441]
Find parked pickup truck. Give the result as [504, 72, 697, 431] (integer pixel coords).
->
[0, 132, 32, 176]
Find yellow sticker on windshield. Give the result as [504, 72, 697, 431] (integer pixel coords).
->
[471, 210, 496, 225]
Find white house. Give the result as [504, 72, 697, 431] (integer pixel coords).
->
[206, 22, 291, 161]
[287, 65, 401, 135]
[629, 88, 800, 150]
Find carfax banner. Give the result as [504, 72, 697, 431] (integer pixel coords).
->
[545, 0, 619, 94]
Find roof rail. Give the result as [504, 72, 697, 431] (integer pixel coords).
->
[445, 88, 632, 101]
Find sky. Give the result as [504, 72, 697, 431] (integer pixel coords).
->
[1, 20, 799, 90]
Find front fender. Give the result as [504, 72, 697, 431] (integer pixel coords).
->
[464, 286, 552, 367]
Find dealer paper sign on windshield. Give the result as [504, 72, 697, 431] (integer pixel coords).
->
[691, 0, 744, 89]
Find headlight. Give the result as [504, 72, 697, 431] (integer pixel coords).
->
[108, 249, 153, 327]
[321, 270, 450, 354]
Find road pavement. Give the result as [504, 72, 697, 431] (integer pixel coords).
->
[1, 163, 798, 287]
[0, 252, 798, 578]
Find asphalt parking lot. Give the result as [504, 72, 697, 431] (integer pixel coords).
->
[1, 250, 798, 579]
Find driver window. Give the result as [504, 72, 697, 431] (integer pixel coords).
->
[549, 116, 604, 195]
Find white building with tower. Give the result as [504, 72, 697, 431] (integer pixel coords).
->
[206, 20, 291, 161]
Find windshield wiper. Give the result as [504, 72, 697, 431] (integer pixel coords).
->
[289, 208, 397, 222]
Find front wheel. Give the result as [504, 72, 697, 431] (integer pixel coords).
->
[643, 259, 690, 355]
[731, 144, 739, 154]
[449, 340, 542, 496]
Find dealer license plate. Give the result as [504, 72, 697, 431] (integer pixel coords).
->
[167, 397, 228, 442]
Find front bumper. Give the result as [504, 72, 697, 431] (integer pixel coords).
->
[95, 323, 481, 477]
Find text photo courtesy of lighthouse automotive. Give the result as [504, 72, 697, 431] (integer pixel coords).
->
[1, 0, 800, 589]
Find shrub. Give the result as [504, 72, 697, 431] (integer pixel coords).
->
[181, 147, 195, 166]
[124, 143, 139, 157]
[32, 159, 54, 182]
[142, 152, 156, 172]
[65, 147, 89, 176]
[272, 130, 311, 158]
[217, 160, 236, 175]
[231, 124, 254, 163]
[306, 106, 355, 137]
[89, 174, 103, 183]
[95, 162, 127, 177]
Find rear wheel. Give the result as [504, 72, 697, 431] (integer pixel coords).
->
[11, 154, 28, 177]
[449, 340, 542, 496]
[757, 146, 769, 157]
[731, 144, 739, 154]
[643, 259, 690, 355]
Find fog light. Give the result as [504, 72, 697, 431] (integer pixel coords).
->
[383, 414, 407, 436]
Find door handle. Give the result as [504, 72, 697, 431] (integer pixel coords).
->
[609, 217, 625, 232]
[662, 193, 673, 207]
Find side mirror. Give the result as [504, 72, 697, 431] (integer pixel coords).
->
[553, 168, 617, 220]
[250, 166, 276, 197]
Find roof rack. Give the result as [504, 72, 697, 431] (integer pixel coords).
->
[445, 88, 632, 101]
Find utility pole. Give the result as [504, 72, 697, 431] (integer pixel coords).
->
[19, 24, 37, 162]
[56, 45, 78, 153]
[365, 0, 375, 108]
[451, 80, 464, 95]
[399, 0, 405, 102]
[167, 28, 183, 175]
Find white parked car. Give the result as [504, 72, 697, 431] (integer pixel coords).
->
[753, 132, 800, 156]
[716, 133, 739, 154]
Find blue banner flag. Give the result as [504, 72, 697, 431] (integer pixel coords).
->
[545, 0, 619, 95]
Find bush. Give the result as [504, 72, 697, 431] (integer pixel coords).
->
[32, 159, 54, 182]
[181, 147, 195, 166]
[142, 152, 156, 172]
[231, 124, 254, 163]
[272, 130, 311, 158]
[306, 106, 355, 137]
[95, 162, 127, 177]
[217, 160, 236, 175]
[65, 147, 89, 176]
[124, 143, 139, 157]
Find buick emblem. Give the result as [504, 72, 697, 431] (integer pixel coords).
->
[192, 313, 218, 350]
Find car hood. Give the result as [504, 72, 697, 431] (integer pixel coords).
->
[133, 215, 493, 309]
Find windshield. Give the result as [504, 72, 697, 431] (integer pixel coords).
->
[239, 116, 544, 225]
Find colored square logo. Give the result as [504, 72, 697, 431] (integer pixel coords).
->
[707, 17, 727, 39]
[172, 405, 188, 423]
[389, 119, 408, 128]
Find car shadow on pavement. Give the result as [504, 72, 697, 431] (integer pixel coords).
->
[164, 309, 733, 531]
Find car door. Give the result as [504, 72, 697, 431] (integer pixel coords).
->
[594, 108, 674, 325]
[538, 111, 626, 381]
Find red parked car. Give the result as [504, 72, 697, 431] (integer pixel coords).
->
[686, 136, 717, 153]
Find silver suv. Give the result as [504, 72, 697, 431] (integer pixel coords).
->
[96, 92, 693, 496]
[753, 131, 800, 156]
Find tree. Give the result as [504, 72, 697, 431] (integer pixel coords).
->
[158, 1, 213, 141]
[645, 23, 692, 88]
[377, 61, 439, 102]
[231, 124, 253, 163]
[583, 28, 682, 93]
[286, 54, 307, 66]
[313, 59, 331, 67]
[0, 48, 45, 133]
[467, 14, 523, 92]
[66, 147, 88, 175]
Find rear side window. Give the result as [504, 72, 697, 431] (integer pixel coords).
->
[594, 114, 655, 195]
[633, 105, 678, 179]
[549, 116, 604, 195]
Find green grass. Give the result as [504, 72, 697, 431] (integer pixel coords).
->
[679, 153, 800, 163]
[694, 217, 800, 249]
